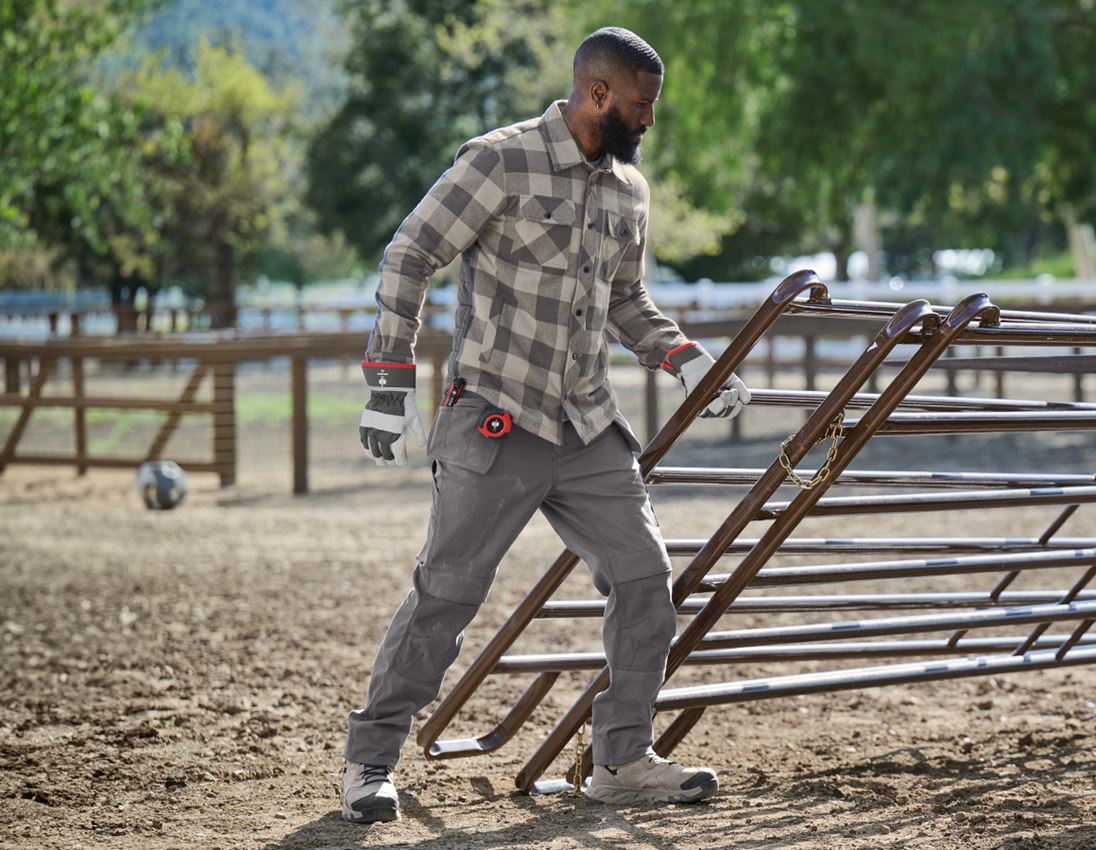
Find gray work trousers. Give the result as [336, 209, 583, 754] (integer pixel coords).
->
[345, 395, 676, 768]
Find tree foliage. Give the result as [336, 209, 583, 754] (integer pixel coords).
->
[0, 0, 157, 261]
[306, 0, 566, 264]
[123, 42, 299, 323]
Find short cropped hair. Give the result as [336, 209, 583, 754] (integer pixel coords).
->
[574, 27, 663, 81]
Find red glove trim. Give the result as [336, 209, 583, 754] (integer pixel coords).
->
[660, 341, 698, 373]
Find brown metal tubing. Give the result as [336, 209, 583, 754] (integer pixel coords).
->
[735, 548, 1096, 589]
[790, 296, 1096, 327]
[847, 410, 1096, 434]
[753, 485, 1096, 521]
[643, 293, 999, 765]
[950, 504, 1083, 647]
[536, 590, 1096, 619]
[418, 271, 829, 762]
[654, 645, 1096, 713]
[988, 504, 1081, 602]
[697, 600, 1096, 650]
[648, 467, 1096, 490]
[426, 672, 560, 759]
[663, 536, 1096, 556]
[498, 634, 1096, 673]
[1013, 564, 1096, 656]
[930, 354, 1096, 374]
[949, 324, 1096, 346]
[1056, 620, 1096, 661]
[747, 388, 1096, 413]
[638, 269, 830, 477]
[516, 297, 940, 791]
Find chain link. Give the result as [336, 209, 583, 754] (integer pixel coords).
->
[571, 721, 585, 797]
[778, 411, 845, 490]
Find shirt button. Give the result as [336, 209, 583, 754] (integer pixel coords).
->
[575, 308, 583, 317]
[587, 222, 594, 230]
[583, 265, 591, 274]
[571, 353, 578, 360]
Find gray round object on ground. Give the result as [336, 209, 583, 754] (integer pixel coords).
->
[136, 461, 188, 510]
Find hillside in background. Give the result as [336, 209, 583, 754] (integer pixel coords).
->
[132, 0, 348, 120]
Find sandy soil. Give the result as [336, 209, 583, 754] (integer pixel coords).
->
[2, 361, 1096, 850]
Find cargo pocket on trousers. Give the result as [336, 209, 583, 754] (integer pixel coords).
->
[426, 402, 502, 474]
[420, 401, 508, 605]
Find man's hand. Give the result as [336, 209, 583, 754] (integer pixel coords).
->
[359, 362, 428, 466]
[662, 342, 751, 419]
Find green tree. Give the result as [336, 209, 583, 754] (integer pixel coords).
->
[128, 42, 298, 325]
[306, 0, 569, 264]
[0, 0, 157, 260]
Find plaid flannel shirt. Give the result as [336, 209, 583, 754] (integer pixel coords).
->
[367, 100, 689, 446]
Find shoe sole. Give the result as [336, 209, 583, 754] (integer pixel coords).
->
[583, 776, 718, 806]
[341, 802, 400, 823]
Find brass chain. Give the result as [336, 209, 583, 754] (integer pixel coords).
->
[778, 411, 846, 490]
[571, 721, 585, 797]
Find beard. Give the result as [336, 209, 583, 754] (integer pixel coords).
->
[599, 105, 645, 165]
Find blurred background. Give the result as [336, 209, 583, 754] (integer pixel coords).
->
[1, 0, 1095, 493]
[2, 0, 1094, 328]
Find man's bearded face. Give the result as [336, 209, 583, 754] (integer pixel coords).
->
[599, 102, 646, 165]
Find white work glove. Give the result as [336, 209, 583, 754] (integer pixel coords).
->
[359, 361, 428, 466]
[662, 341, 751, 419]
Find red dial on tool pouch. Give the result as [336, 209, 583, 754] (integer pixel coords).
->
[477, 408, 512, 439]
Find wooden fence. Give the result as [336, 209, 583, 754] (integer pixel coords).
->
[1, 311, 1088, 494]
[0, 331, 451, 494]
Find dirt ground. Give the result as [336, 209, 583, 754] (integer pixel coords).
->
[2, 359, 1096, 850]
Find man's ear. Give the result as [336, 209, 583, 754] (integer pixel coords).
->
[590, 80, 609, 110]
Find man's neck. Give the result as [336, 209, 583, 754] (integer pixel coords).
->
[561, 100, 603, 162]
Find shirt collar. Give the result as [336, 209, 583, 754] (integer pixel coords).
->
[540, 100, 632, 186]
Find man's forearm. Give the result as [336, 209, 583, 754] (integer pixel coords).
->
[607, 282, 689, 371]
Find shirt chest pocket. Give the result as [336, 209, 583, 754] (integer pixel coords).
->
[511, 195, 576, 271]
[599, 209, 642, 281]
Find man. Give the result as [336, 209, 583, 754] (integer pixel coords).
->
[342, 27, 749, 823]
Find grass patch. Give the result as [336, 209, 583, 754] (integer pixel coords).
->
[234, 391, 368, 426]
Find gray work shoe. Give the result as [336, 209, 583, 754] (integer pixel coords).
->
[341, 761, 399, 822]
[584, 753, 718, 805]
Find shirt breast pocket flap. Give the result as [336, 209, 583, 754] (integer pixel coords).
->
[606, 210, 641, 245]
[426, 404, 501, 475]
[601, 210, 641, 280]
[513, 195, 576, 270]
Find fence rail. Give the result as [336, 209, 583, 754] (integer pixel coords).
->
[0, 331, 451, 492]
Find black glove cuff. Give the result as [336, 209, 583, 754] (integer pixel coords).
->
[361, 360, 415, 390]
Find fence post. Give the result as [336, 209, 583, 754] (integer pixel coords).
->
[212, 361, 236, 487]
[1074, 347, 1085, 402]
[72, 354, 87, 475]
[946, 346, 959, 396]
[5, 357, 19, 394]
[803, 335, 817, 391]
[995, 346, 1006, 398]
[430, 352, 445, 417]
[292, 356, 308, 495]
